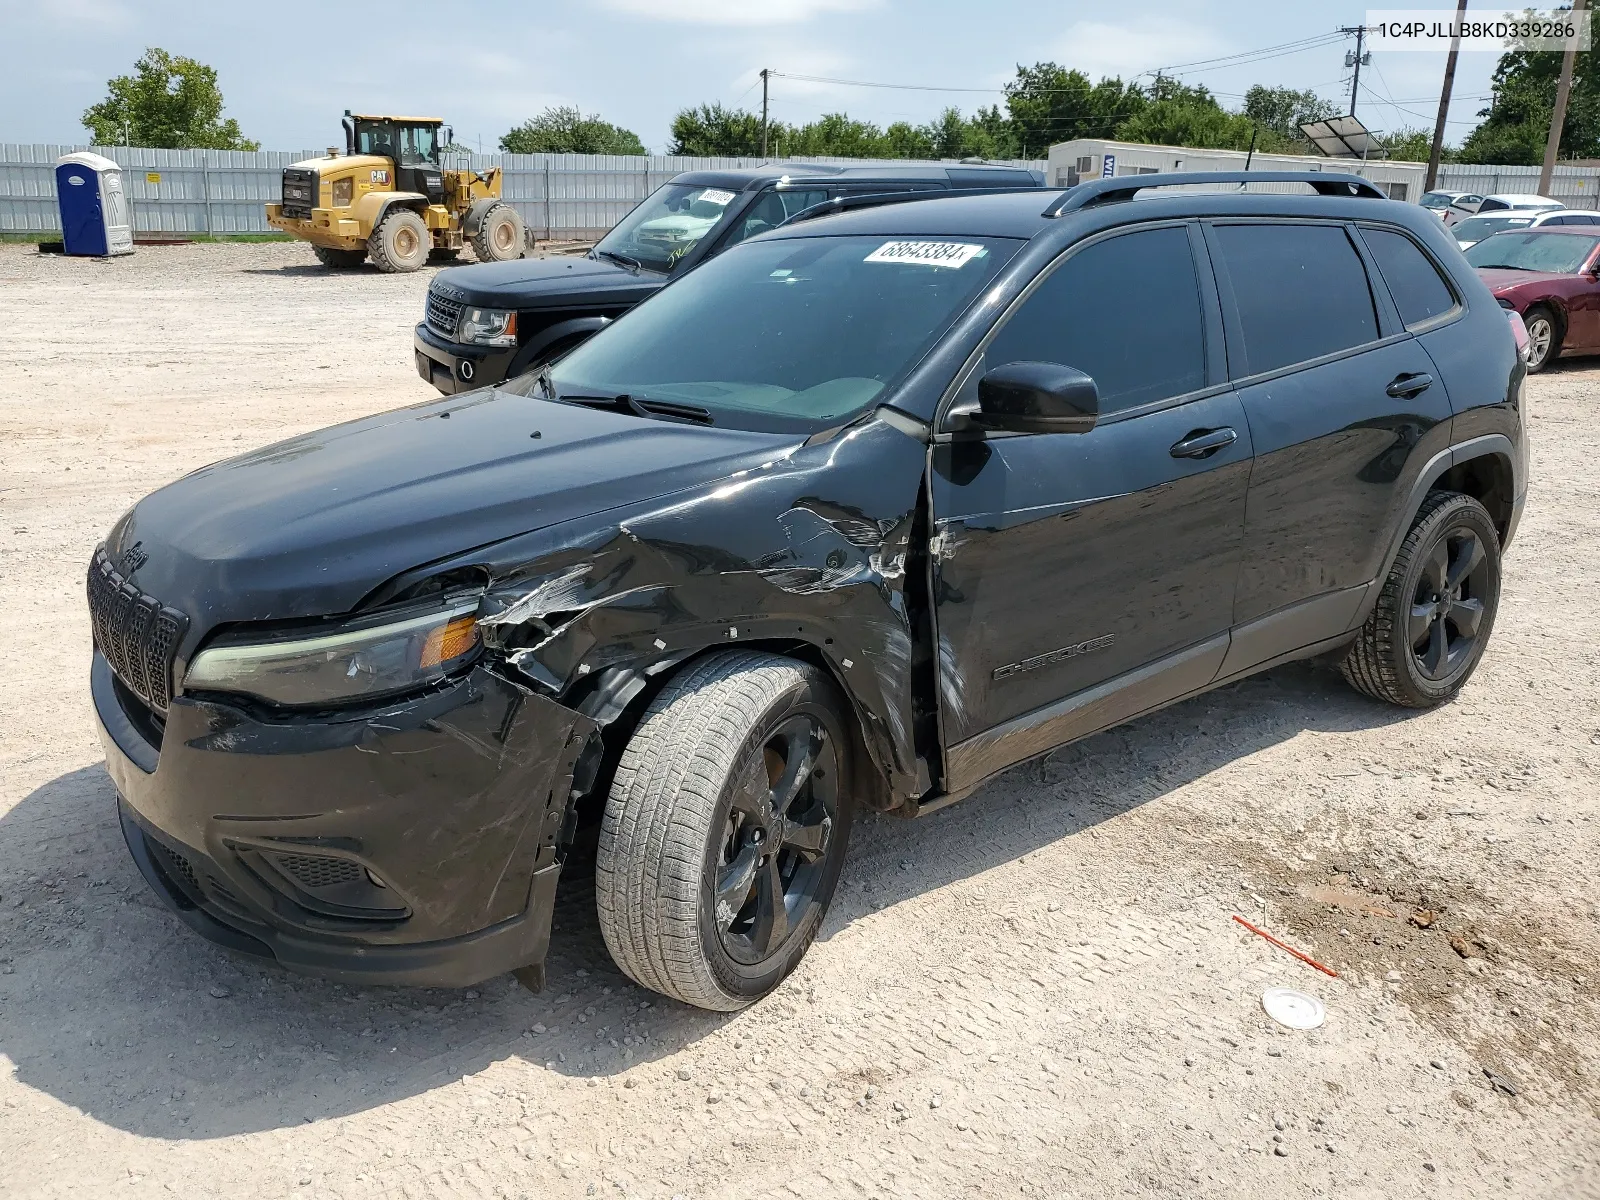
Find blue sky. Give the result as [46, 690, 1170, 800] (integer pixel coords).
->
[3, 0, 1505, 154]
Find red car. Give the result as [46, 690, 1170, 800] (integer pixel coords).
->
[1465, 227, 1600, 371]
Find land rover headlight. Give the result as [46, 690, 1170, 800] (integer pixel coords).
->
[331, 177, 353, 207]
[457, 306, 518, 347]
[185, 599, 481, 707]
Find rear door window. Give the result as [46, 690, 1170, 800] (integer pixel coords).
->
[1213, 223, 1379, 376]
[1360, 227, 1457, 328]
[983, 225, 1206, 415]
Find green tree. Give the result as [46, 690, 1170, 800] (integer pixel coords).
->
[1004, 63, 1147, 156]
[1116, 94, 1259, 151]
[882, 120, 935, 159]
[667, 103, 782, 156]
[1460, 43, 1600, 164]
[82, 47, 257, 150]
[1373, 125, 1447, 162]
[786, 113, 891, 157]
[500, 106, 646, 155]
[1242, 85, 1340, 149]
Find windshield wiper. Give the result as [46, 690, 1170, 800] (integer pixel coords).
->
[554, 390, 714, 426]
[592, 248, 643, 273]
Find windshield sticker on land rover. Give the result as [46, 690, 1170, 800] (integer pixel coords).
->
[865, 241, 986, 268]
[697, 188, 736, 206]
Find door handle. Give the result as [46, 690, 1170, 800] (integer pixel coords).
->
[1169, 427, 1238, 459]
[1386, 372, 1433, 399]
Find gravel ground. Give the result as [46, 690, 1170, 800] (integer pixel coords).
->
[1, 241, 1598, 1200]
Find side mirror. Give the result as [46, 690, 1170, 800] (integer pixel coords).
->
[975, 361, 1099, 434]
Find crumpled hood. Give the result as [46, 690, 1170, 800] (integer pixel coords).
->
[107, 389, 799, 637]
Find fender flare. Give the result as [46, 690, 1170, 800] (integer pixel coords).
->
[1350, 433, 1518, 630]
[354, 191, 429, 230]
[462, 196, 507, 239]
[505, 316, 613, 378]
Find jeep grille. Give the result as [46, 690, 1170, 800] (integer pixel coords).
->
[87, 546, 188, 713]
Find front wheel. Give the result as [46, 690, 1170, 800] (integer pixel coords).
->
[1522, 303, 1560, 373]
[1340, 491, 1502, 708]
[595, 652, 854, 1011]
[471, 203, 525, 263]
[367, 208, 430, 273]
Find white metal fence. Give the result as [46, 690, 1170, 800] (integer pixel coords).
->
[1436, 163, 1600, 209]
[6, 144, 1594, 237]
[0, 144, 1046, 239]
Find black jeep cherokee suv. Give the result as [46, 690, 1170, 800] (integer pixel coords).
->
[93, 172, 1526, 1011]
[413, 161, 1044, 394]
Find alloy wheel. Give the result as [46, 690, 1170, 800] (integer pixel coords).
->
[1409, 528, 1490, 680]
[1525, 315, 1553, 368]
[713, 714, 837, 966]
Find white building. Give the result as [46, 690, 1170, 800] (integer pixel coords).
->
[1045, 138, 1429, 203]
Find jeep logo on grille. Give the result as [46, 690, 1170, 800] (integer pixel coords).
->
[118, 541, 148, 573]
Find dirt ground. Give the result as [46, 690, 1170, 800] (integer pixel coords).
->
[1, 241, 1598, 1200]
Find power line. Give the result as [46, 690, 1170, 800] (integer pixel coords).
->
[1151, 31, 1347, 75]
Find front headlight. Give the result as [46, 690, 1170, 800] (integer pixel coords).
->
[457, 306, 518, 347]
[185, 600, 481, 707]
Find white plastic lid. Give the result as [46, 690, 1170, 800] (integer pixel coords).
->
[1261, 987, 1326, 1030]
[56, 151, 123, 173]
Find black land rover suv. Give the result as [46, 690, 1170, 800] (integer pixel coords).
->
[94, 172, 1526, 1011]
[413, 161, 1044, 394]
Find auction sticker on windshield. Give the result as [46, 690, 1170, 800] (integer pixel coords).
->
[865, 241, 985, 268]
[697, 188, 736, 206]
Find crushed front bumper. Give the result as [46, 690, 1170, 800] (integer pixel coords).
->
[94, 652, 594, 987]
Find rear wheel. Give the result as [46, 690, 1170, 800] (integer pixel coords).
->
[312, 245, 366, 268]
[1340, 491, 1501, 708]
[472, 203, 524, 263]
[595, 652, 854, 1011]
[1522, 303, 1560, 372]
[367, 208, 430, 273]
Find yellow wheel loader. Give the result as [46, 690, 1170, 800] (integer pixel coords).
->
[266, 112, 525, 273]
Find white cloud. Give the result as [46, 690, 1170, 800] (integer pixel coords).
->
[598, 0, 878, 25]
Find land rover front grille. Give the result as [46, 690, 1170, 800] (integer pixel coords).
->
[281, 167, 317, 219]
[426, 289, 464, 339]
[87, 546, 188, 713]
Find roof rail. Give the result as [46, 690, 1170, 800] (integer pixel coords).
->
[1044, 170, 1388, 217]
[779, 186, 1044, 228]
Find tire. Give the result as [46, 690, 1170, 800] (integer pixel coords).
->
[595, 651, 855, 1011]
[1340, 491, 1502, 709]
[312, 245, 366, 268]
[1522, 303, 1560, 373]
[367, 208, 430, 273]
[471, 203, 525, 263]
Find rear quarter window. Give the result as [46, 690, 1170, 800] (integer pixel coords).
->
[1360, 227, 1458, 328]
[1213, 223, 1379, 376]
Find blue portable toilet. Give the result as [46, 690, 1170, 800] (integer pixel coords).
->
[55, 152, 134, 256]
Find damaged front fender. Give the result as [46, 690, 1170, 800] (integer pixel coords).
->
[449, 414, 933, 800]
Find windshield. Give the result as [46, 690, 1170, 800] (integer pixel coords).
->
[1420, 192, 1456, 209]
[1454, 215, 1534, 241]
[536, 234, 1021, 432]
[355, 120, 438, 165]
[592, 183, 741, 273]
[1466, 231, 1600, 273]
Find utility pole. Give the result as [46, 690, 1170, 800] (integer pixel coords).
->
[1426, 0, 1469, 191]
[1540, 0, 1588, 195]
[760, 68, 770, 159]
[1340, 25, 1370, 116]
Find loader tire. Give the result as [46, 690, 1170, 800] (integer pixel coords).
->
[312, 245, 367, 268]
[367, 208, 430, 273]
[472, 203, 524, 263]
